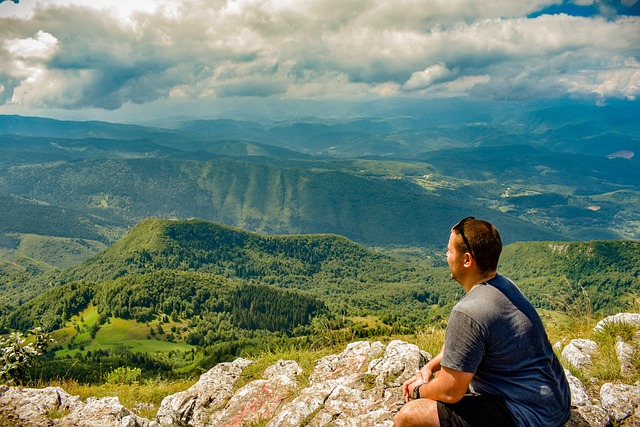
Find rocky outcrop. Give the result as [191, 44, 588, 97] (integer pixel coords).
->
[155, 357, 253, 426]
[1, 313, 640, 426]
[0, 385, 155, 427]
[562, 313, 640, 427]
[562, 339, 598, 370]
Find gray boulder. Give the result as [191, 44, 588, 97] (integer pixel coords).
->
[562, 339, 598, 370]
[0, 385, 83, 426]
[268, 340, 429, 427]
[599, 383, 640, 424]
[0, 385, 156, 427]
[594, 313, 640, 332]
[156, 357, 253, 426]
[565, 369, 591, 406]
[615, 339, 636, 378]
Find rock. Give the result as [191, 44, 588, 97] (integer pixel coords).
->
[208, 359, 302, 427]
[0, 386, 155, 427]
[156, 357, 253, 427]
[565, 405, 612, 427]
[594, 313, 640, 332]
[266, 378, 343, 427]
[562, 339, 598, 369]
[309, 341, 385, 385]
[565, 369, 591, 406]
[3, 311, 640, 427]
[615, 339, 635, 378]
[267, 340, 428, 427]
[57, 396, 157, 427]
[368, 340, 431, 389]
[0, 386, 83, 427]
[599, 383, 640, 423]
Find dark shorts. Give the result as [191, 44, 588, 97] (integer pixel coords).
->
[437, 393, 516, 427]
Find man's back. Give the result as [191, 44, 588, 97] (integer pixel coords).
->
[442, 274, 571, 426]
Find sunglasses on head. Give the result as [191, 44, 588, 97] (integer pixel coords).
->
[453, 216, 475, 257]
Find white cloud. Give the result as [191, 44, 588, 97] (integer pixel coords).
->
[404, 64, 458, 91]
[564, 58, 640, 100]
[5, 30, 58, 59]
[0, 0, 638, 114]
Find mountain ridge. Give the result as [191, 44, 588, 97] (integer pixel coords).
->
[2, 109, 638, 251]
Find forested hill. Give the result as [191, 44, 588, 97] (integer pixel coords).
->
[500, 240, 640, 313]
[58, 218, 411, 286]
[0, 218, 449, 341]
[39, 218, 443, 318]
[11, 218, 640, 329]
[0, 218, 638, 385]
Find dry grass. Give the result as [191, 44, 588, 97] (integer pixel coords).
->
[48, 378, 195, 420]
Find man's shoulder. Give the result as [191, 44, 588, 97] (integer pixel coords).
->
[452, 276, 520, 320]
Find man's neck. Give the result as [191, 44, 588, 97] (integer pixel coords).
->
[462, 271, 497, 293]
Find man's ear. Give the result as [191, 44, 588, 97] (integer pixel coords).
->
[463, 252, 473, 267]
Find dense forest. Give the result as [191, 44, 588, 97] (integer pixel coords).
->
[0, 218, 638, 383]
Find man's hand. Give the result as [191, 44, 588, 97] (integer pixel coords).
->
[402, 372, 421, 402]
[402, 348, 443, 401]
[400, 347, 473, 404]
[402, 365, 438, 402]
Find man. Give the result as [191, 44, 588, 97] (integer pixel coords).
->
[394, 217, 571, 427]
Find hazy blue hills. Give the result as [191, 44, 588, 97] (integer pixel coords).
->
[0, 149, 563, 247]
[0, 194, 122, 241]
[0, 99, 638, 273]
[0, 115, 172, 141]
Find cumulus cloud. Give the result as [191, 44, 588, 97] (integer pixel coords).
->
[403, 64, 459, 91]
[563, 57, 640, 100]
[0, 0, 638, 113]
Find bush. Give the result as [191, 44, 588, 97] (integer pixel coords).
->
[104, 366, 142, 385]
[0, 327, 53, 385]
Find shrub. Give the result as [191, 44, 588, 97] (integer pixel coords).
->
[104, 366, 142, 385]
[0, 327, 53, 385]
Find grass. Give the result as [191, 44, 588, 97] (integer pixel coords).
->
[91, 318, 193, 353]
[49, 377, 195, 420]
[53, 305, 195, 358]
[589, 321, 640, 382]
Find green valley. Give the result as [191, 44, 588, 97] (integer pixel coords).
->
[0, 218, 638, 384]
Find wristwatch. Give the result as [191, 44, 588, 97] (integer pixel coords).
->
[412, 383, 422, 400]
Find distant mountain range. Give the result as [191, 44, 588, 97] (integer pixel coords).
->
[0, 99, 637, 261]
[1, 98, 637, 381]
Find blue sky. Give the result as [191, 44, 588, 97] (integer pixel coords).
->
[0, 0, 638, 122]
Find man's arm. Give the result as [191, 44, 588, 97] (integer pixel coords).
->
[402, 345, 474, 403]
[412, 365, 474, 404]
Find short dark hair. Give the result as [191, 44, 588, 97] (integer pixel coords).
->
[452, 217, 502, 273]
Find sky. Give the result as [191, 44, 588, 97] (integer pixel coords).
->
[0, 0, 639, 122]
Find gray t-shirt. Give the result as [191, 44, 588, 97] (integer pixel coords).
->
[442, 274, 571, 427]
